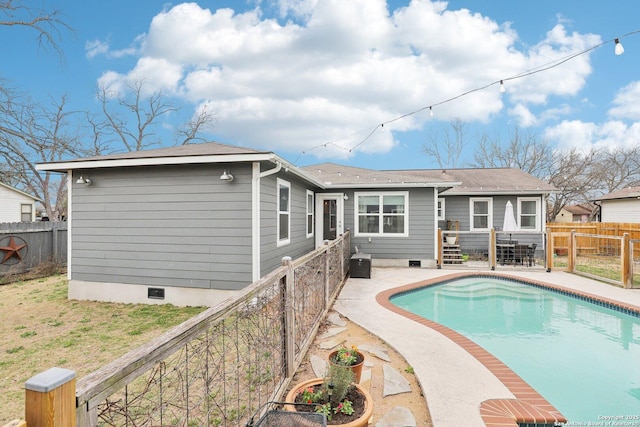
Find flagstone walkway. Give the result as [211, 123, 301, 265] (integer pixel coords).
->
[290, 310, 433, 426]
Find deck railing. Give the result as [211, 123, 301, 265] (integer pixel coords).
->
[9, 232, 350, 427]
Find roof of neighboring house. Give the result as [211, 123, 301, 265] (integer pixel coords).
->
[301, 163, 458, 188]
[0, 182, 40, 201]
[391, 168, 557, 195]
[564, 203, 594, 215]
[593, 186, 640, 201]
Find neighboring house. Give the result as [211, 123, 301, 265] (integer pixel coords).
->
[554, 203, 595, 223]
[593, 187, 640, 223]
[0, 182, 39, 223]
[37, 142, 556, 306]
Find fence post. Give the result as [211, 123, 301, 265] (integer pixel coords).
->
[324, 240, 330, 308]
[25, 367, 76, 427]
[436, 228, 442, 269]
[281, 256, 296, 378]
[546, 232, 552, 272]
[568, 230, 576, 272]
[489, 228, 496, 270]
[622, 233, 631, 288]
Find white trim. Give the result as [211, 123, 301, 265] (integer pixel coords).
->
[517, 196, 541, 231]
[251, 163, 261, 281]
[437, 197, 445, 221]
[67, 172, 72, 280]
[306, 190, 314, 239]
[277, 178, 291, 247]
[315, 193, 344, 248]
[353, 191, 409, 237]
[469, 197, 493, 231]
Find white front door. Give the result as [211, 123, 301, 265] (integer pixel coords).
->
[315, 193, 344, 248]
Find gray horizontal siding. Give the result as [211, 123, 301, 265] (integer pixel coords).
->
[259, 171, 317, 275]
[71, 163, 254, 290]
[347, 187, 436, 259]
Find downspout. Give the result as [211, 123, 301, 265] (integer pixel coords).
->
[252, 161, 283, 281]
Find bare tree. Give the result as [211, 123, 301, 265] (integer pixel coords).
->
[97, 80, 216, 152]
[473, 127, 556, 177]
[421, 118, 468, 168]
[0, 1, 71, 58]
[0, 93, 88, 220]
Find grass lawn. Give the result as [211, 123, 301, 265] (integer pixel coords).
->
[0, 275, 206, 424]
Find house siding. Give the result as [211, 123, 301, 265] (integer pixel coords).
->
[71, 163, 254, 291]
[259, 171, 318, 276]
[346, 187, 436, 260]
[0, 184, 36, 223]
[601, 199, 640, 223]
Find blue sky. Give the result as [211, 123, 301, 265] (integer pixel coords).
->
[1, 0, 639, 171]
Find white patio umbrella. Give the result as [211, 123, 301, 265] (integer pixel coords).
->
[502, 200, 519, 241]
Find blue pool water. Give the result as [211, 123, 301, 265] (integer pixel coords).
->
[390, 277, 640, 423]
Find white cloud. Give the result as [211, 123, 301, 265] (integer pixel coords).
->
[544, 119, 640, 152]
[609, 81, 640, 121]
[97, 0, 602, 159]
[508, 103, 538, 127]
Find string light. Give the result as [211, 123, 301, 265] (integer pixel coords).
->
[294, 30, 639, 160]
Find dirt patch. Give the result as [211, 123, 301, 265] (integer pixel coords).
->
[288, 311, 433, 426]
[0, 276, 205, 424]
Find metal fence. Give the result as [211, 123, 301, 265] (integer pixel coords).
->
[0, 222, 67, 276]
[72, 232, 351, 426]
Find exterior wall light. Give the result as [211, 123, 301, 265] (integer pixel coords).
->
[219, 170, 234, 182]
[76, 176, 92, 186]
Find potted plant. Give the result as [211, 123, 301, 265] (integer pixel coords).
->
[328, 345, 365, 383]
[285, 364, 373, 426]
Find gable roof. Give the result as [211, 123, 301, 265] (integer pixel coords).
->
[0, 182, 40, 201]
[391, 168, 556, 195]
[564, 203, 595, 215]
[593, 186, 640, 201]
[302, 163, 458, 189]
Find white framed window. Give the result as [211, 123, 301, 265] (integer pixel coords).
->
[354, 192, 409, 237]
[277, 179, 290, 246]
[20, 204, 32, 222]
[470, 197, 493, 231]
[306, 190, 314, 238]
[437, 198, 445, 221]
[518, 197, 540, 231]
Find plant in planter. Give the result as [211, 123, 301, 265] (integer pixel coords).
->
[328, 345, 365, 383]
[285, 364, 373, 426]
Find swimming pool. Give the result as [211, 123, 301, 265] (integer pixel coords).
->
[390, 276, 640, 423]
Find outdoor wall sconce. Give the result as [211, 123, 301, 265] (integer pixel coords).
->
[76, 176, 92, 186]
[219, 170, 234, 182]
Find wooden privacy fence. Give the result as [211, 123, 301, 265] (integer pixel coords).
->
[547, 222, 640, 258]
[7, 232, 351, 427]
[0, 222, 67, 276]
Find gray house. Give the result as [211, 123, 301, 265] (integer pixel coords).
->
[37, 142, 555, 306]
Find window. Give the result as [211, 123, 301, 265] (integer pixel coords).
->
[470, 198, 493, 231]
[437, 198, 445, 221]
[306, 190, 314, 238]
[518, 197, 540, 230]
[355, 192, 408, 236]
[20, 204, 32, 222]
[277, 179, 290, 246]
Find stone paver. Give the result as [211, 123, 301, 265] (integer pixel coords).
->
[359, 343, 391, 362]
[375, 406, 417, 427]
[382, 364, 411, 397]
[310, 354, 327, 378]
[319, 337, 344, 349]
[327, 312, 347, 327]
[318, 326, 347, 339]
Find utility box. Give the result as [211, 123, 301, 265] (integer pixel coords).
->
[350, 253, 372, 279]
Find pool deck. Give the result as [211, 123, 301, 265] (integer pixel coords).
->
[333, 268, 640, 427]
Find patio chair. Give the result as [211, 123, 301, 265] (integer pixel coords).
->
[514, 245, 528, 265]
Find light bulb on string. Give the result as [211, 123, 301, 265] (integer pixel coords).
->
[614, 38, 624, 55]
[500, 80, 506, 93]
[429, 106, 433, 117]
